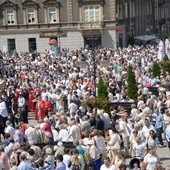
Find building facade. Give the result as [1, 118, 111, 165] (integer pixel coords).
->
[0, 0, 126, 53]
[156, 0, 170, 38]
[116, 0, 170, 42]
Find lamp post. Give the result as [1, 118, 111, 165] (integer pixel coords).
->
[57, 27, 62, 53]
[91, 30, 96, 98]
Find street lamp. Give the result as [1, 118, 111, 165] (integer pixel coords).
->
[91, 30, 97, 98]
[57, 27, 62, 52]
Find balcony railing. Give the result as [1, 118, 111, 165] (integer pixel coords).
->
[0, 20, 118, 31]
[0, 22, 78, 30]
[78, 21, 102, 30]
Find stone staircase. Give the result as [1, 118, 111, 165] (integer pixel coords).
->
[28, 111, 37, 126]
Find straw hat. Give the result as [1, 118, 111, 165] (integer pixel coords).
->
[46, 147, 53, 154]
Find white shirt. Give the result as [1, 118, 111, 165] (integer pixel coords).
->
[142, 125, 155, 139]
[108, 133, 120, 146]
[108, 93, 114, 102]
[100, 163, 116, 170]
[18, 97, 26, 108]
[41, 92, 48, 101]
[52, 128, 59, 141]
[131, 108, 138, 118]
[63, 154, 71, 170]
[133, 142, 145, 158]
[58, 129, 69, 142]
[119, 119, 130, 138]
[40, 123, 45, 130]
[5, 125, 15, 138]
[0, 101, 8, 117]
[69, 124, 81, 141]
[93, 136, 105, 154]
[25, 127, 38, 145]
[68, 102, 78, 114]
[137, 100, 144, 109]
[144, 153, 158, 170]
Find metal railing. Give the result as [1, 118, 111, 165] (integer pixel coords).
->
[0, 20, 117, 31]
[78, 21, 102, 30]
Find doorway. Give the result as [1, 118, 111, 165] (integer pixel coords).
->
[84, 36, 101, 49]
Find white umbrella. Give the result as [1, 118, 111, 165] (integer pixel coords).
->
[158, 40, 164, 61]
[165, 38, 170, 59]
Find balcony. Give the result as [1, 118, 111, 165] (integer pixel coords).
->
[0, 20, 118, 33]
[78, 21, 103, 30]
[0, 22, 104, 31]
[0, 22, 78, 31]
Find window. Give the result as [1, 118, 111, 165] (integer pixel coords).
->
[48, 7, 57, 23]
[7, 9, 14, 25]
[116, 3, 119, 19]
[146, 1, 152, 15]
[28, 38, 37, 53]
[7, 39, 16, 53]
[125, 2, 128, 18]
[146, 1, 149, 15]
[27, 8, 35, 24]
[84, 5, 100, 22]
[130, 2, 132, 17]
[132, 2, 135, 17]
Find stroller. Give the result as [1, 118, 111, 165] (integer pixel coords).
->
[129, 157, 141, 170]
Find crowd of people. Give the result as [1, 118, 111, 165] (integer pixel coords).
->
[0, 41, 170, 170]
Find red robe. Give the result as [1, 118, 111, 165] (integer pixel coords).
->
[20, 123, 28, 132]
[44, 100, 52, 112]
[28, 89, 35, 111]
[35, 100, 45, 121]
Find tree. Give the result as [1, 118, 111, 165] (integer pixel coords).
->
[127, 65, 138, 99]
[97, 77, 108, 99]
[152, 62, 161, 78]
[163, 54, 169, 61]
[83, 78, 110, 114]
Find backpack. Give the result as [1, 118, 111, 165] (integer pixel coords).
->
[83, 152, 89, 162]
[76, 146, 89, 163]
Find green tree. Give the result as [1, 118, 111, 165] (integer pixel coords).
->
[152, 62, 161, 78]
[163, 54, 169, 61]
[127, 65, 138, 99]
[97, 77, 108, 99]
